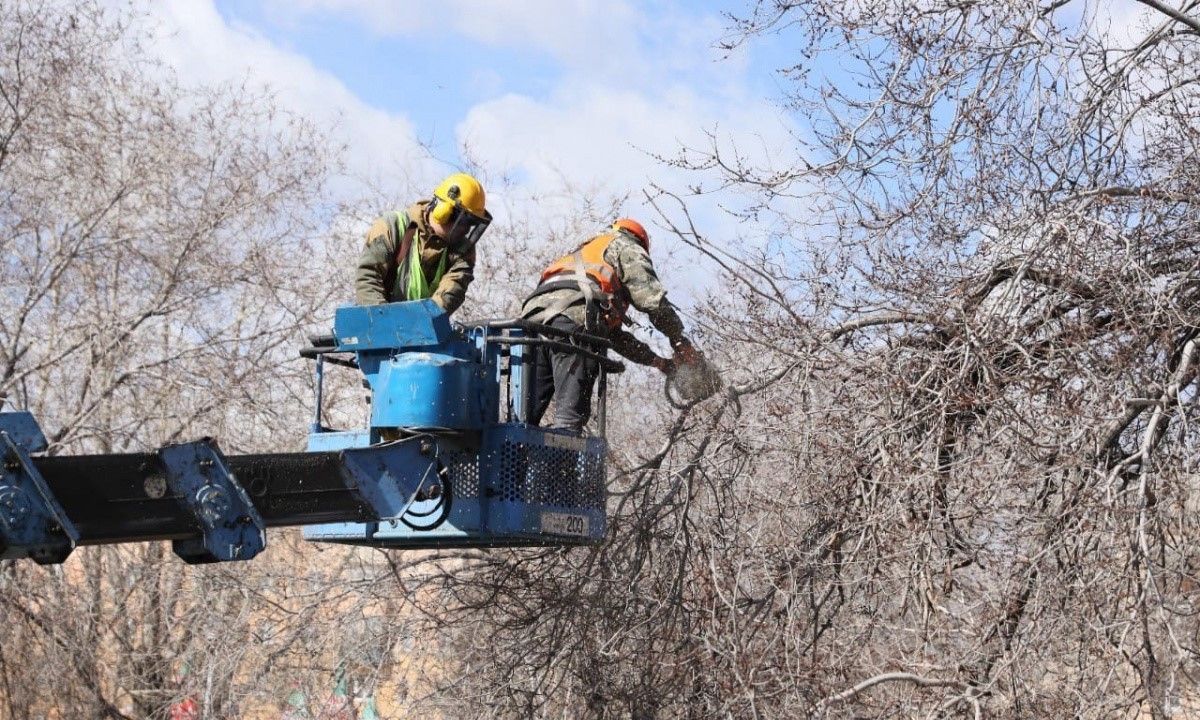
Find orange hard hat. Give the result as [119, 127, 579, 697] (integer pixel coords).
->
[613, 218, 649, 250]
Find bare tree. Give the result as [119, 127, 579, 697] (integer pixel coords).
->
[392, 2, 1200, 719]
[0, 2, 386, 717]
[11, 0, 1199, 718]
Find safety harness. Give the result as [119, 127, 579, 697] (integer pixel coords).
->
[524, 232, 630, 331]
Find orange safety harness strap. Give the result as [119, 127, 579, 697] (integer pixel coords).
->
[526, 233, 628, 330]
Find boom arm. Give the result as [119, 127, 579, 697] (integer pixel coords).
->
[0, 412, 445, 564]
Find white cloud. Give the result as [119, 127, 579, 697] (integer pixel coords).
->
[458, 82, 794, 202]
[144, 0, 439, 197]
[453, 77, 806, 304]
[1089, 0, 1157, 46]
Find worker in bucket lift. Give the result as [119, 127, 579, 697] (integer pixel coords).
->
[355, 172, 491, 314]
[521, 218, 702, 433]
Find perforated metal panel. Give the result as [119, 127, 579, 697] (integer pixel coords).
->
[493, 437, 605, 511]
[442, 450, 480, 499]
[304, 425, 607, 548]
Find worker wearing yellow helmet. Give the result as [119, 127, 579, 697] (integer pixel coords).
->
[354, 172, 492, 314]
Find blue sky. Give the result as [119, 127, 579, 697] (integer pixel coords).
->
[148, 0, 801, 209]
[134, 0, 820, 316]
[141, 0, 1155, 306]
[207, 0, 793, 163]
[146, 0, 1157, 194]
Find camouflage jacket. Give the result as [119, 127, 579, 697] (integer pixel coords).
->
[521, 229, 686, 365]
[354, 201, 475, 314]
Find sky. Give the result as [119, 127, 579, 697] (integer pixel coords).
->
[142, 0, 801, 233]
[136, 0, 1159, 306]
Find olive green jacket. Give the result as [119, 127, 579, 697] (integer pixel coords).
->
[521, 229, 687, 365]
[354, 201, 475, 314]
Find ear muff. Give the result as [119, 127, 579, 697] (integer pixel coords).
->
[430, 184, 460, 225]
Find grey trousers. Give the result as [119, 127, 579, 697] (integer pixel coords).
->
[526, 315, 600, 433]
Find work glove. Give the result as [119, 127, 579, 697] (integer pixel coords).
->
[650, 355, 675, 375]
[672, 339, 701, 367]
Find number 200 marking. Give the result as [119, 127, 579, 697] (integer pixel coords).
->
[541, 511, 589, 537]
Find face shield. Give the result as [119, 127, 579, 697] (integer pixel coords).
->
[442, 204, 492, 253]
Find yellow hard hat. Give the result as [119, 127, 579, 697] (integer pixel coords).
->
[430, 172, 486, 223]
[429, 172, 491, 250]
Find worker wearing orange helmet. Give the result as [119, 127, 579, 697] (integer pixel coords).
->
[521, 218, 699, 432]
[355, 172, 492, 314]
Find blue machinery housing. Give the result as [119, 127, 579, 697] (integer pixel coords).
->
[302, 301, 616, 549]
[0, 301, 621, 563]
